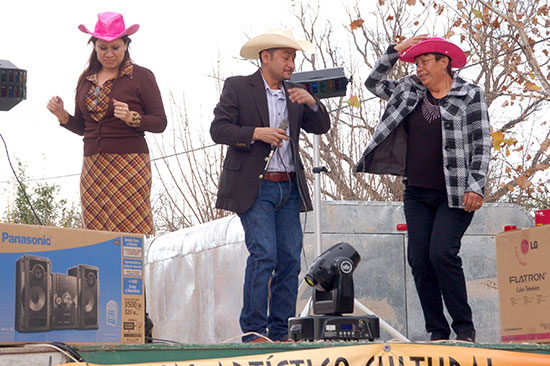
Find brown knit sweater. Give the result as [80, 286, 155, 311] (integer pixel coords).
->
[62, 64, 167, 156]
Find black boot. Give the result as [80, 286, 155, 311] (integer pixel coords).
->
[456, 330, 475, 342]
[145, 312, 154, 343]
[430, 331, 450, 341]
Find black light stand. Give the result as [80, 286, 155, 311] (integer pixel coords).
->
[289, 68, 349, 262]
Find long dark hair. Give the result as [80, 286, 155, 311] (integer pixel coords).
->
[76, 35, 132, 91]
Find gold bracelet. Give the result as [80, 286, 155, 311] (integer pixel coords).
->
[59, 111, 69, 124]
[126, 111, 141, 128]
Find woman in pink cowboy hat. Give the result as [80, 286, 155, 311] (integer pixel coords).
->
[47, 12, 167, 236]
[354, 35, 492, 342]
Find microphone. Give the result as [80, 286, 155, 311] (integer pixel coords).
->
[258, 119, 289, 179]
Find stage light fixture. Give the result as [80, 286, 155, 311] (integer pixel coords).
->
[305, 241, 360, 315]
[289, 67, 349, 99]
[288, 242, 380, 341]
[0, 60, 27, 111]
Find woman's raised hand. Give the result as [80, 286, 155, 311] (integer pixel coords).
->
[394, 34, 430, 53]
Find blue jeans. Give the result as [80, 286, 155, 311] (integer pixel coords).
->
[237, 179, 302, 342]
[404, 185, 475, 339]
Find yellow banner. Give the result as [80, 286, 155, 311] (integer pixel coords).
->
[59, 343, 550, 366]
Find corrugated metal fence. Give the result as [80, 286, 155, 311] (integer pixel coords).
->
[145, 201, 533, 344]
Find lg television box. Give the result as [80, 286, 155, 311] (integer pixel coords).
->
[0, 222, 145, 344]
[535, 209, 550, 226]
[496, 225, 550, 343]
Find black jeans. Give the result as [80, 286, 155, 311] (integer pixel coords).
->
[404, 185, 475, 339]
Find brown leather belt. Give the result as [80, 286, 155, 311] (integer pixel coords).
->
[264, 171, 296, 182]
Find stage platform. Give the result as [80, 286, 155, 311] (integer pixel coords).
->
[3, 341, 550, 365]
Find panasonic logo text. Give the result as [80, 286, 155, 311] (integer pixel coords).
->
[1, 232, 52, 246]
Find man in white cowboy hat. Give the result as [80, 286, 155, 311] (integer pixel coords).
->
[210, 29, 330, 342]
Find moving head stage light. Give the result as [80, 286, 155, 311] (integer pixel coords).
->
[0, 60, 27, 111]
[289, 242, 380, 341]
[306, 241, 359, 315]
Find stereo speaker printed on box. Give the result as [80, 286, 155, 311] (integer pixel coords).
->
[15, 254, 99, 333]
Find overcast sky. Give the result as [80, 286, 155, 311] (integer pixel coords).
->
[0, 0, 353, 210]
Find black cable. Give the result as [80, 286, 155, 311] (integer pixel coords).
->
[0, 132, 43, 225]
[0, 144, 219, 185]
[49, 342, 84, 362]
[145, 336, 183, 344]
[150, 144, 217, 162]
[0, 172, 80, 183]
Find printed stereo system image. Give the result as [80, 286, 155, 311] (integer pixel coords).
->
[15, 254, 100, 332]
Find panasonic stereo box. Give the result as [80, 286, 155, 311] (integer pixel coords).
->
[496, 224, 550, 343]
[0, 222, 145, 344]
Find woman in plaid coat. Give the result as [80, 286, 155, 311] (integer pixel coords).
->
[354, 35, 491, 342]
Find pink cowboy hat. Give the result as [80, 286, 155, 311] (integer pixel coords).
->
[78, 12, 139, 42]
[399, 37, 467, 68]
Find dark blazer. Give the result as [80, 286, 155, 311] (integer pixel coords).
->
[210, 69, 330, 213]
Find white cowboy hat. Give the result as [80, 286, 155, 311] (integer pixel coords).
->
[240, 28, 314, 59]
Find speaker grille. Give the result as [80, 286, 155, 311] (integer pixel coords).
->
[15, 255, 51, 332]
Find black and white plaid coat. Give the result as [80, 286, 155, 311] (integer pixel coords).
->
[354, 46, 491, 208]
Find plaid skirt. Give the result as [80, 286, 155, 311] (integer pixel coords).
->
[80, 153, 154, 236]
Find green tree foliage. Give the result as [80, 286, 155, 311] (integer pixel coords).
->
[4, 162, 81, 228]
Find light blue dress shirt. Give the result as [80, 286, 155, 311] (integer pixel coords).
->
[262, 76, 294, 172]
